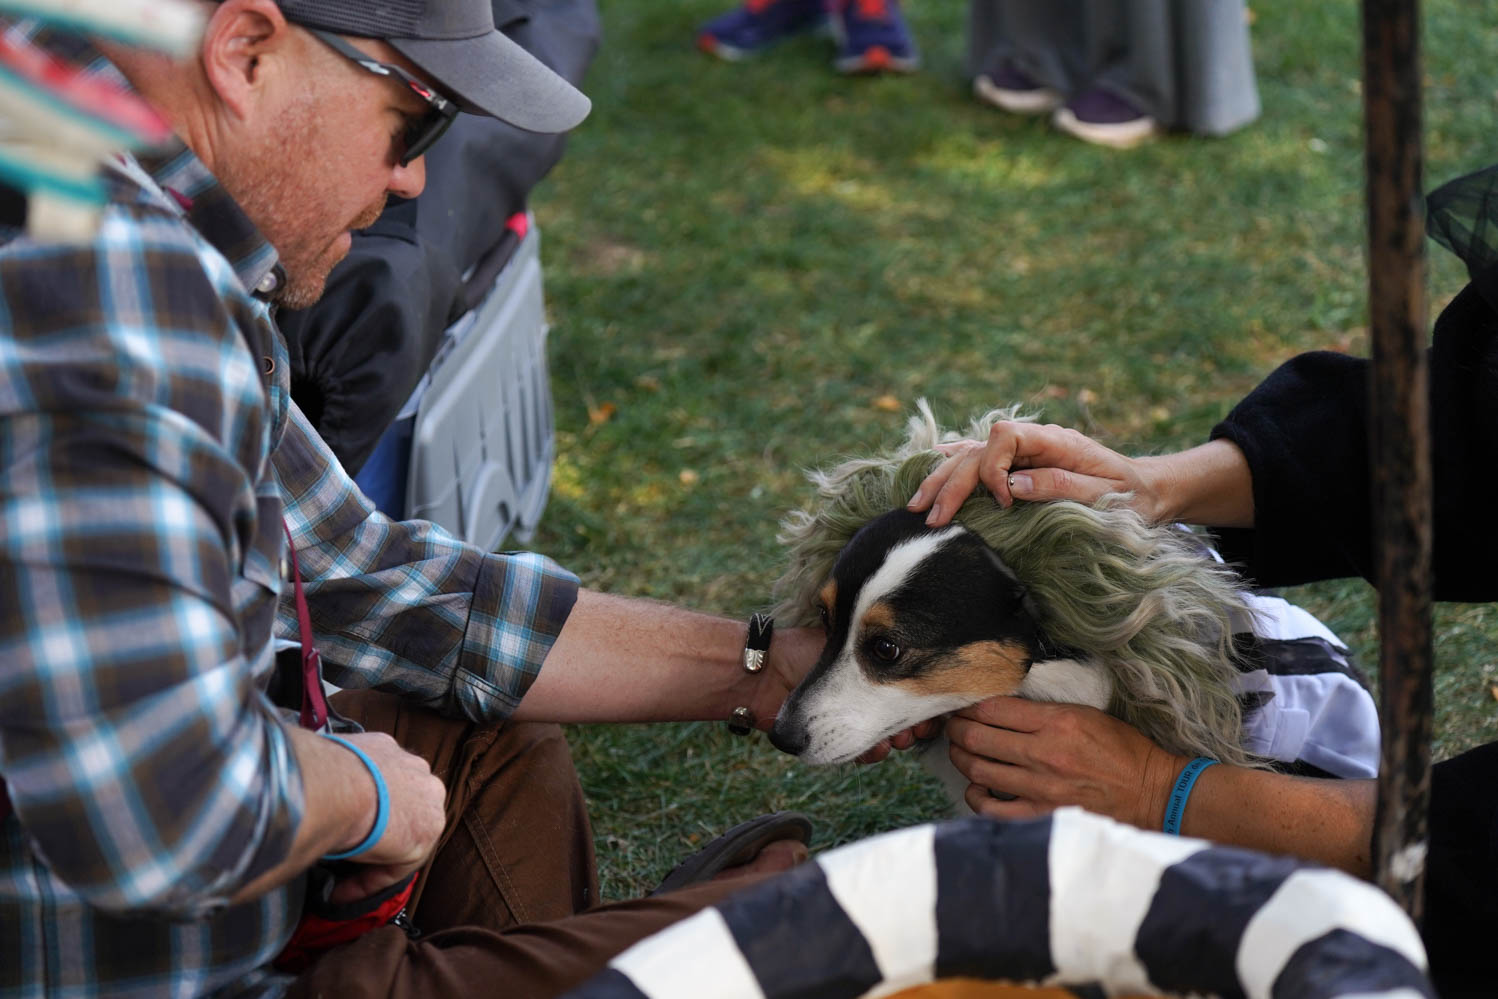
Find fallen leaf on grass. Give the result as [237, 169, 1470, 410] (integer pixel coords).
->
[1489, 684, 1498, 702]
[873, 394, 901, 412]
[679, 469, 699, 486]
[588, 402, 616, 427]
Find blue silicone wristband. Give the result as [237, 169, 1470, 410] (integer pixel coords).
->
[1162, 756, 1217, 836]
[321, 734, 390, 861]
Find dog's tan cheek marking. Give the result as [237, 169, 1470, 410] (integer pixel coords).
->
[900, 641, 1030, 699]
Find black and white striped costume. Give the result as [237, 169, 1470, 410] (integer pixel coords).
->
[564, 809, 1430, 998]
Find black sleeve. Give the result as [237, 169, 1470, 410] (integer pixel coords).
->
[1209, 278, 1498, 601]
[277, 199, 457, 473]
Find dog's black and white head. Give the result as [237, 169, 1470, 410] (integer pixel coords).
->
[769, 508, 1054, 764]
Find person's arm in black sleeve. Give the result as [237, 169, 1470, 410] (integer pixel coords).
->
[1211, 279, 1498, 601]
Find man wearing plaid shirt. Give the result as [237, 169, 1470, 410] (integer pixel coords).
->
[0, 2, 828, 995]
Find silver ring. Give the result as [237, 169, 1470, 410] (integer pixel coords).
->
[1007, 473, 1015, 490]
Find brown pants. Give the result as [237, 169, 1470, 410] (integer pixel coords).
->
[289, 690, 765, 998]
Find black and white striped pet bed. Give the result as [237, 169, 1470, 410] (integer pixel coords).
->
[565, 808, 1430, 999]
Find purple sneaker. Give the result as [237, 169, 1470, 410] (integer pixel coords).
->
[972, 58, 1063, 114]
[697, 0, 827, 61]
[829, 0, 919, 74]
[1053, 86, 1160, 148]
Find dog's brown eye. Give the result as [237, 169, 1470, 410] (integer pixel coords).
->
[818, 605, 830, 631]
[872, 637, 901, 662]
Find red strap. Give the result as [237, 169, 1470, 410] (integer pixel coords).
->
[273, 873, 418, 973]
[281, 521, 330, 732]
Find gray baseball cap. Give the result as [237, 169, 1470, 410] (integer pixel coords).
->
[276, 0, 590, 133]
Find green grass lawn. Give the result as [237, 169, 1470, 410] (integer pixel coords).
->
[527, 0, 1498, 900]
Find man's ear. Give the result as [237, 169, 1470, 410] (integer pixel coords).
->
[200, 0, 294, 120]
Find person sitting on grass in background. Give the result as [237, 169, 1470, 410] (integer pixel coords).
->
[0, 2, 939, 995]
[904, 166, 1498, 991]
[697, 0, 919, 75]
[968, 0, 1260, 148]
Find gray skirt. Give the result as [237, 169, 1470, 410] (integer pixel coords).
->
[968, 0, 1260, 136]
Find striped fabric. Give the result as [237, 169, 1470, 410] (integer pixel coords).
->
[567, 809, 1431, 999]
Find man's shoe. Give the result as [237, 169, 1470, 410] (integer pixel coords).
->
[696, 0, 827, 61]
[1052, 87, 1160, 148]
[651, 812, 814, 895]
[972, 59, 1063, 114]
[829, 0, 919, 74]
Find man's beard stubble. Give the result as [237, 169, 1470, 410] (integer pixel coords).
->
[269, 193, 389, 309]
[214, 99, 390, 311]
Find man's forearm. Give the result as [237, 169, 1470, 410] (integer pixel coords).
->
[513, 590, 756, 723]
[513, 590, 821, 724]
[1179, 766, 1376, 877]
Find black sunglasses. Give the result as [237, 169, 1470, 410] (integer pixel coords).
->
[309, 29, 458, 167]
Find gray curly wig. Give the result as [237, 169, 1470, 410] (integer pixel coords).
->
[772, 402, 1263, 769]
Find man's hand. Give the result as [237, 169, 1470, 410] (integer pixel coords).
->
[319, 732, 446, 904]
[233, 727, 446, 905]
[907, 421, 1154, 528]
[945, 697, 1183, 829]
[746, 625, 824, 732]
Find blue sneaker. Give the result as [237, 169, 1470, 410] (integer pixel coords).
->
[696, 0, 827, 61]
[829, 0, 918, 74]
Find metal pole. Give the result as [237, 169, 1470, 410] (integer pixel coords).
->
[1361, 0, 1432, 920]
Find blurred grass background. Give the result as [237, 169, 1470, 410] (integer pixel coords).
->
[526, 0, 1498, 899]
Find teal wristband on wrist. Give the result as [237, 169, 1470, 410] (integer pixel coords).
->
[321, 734, 390, 861]
[1162, 756, 1216, 836]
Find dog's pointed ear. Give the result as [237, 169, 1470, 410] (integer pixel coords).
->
[980, 545, 1042, 621]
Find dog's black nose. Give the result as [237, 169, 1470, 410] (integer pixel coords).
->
[768, 718, 808, 756]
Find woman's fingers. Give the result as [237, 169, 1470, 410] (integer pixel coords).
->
[949, 741, 1024, 790]
[909, 445, 989, 525]
[908, 421, 1134, 526]
[965, 784, 1049, 820]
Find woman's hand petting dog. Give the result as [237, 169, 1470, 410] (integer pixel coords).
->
[945, 696, 1186, 830]
[907, 421, 1155, 527]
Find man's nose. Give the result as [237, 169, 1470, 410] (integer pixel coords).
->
[390, 155, 426, 200]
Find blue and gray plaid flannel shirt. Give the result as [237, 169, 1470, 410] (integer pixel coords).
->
[0, 41, 578, 998]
